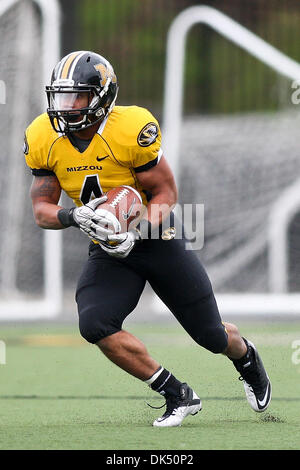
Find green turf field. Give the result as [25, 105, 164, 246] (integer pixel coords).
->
[0, 320, 299, 450]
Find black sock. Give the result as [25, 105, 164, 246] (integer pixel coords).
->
[230, 337, 253, 366]
[145, 366, 183, 397]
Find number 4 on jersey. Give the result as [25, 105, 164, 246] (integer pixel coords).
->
[80, 174, 103, 205]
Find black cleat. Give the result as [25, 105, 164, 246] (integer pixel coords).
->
[232, 338, 271, 412]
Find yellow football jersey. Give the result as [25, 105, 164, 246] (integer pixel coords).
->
[24, 106, 162, 207]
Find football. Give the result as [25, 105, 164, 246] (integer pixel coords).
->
[95, 185, 144, 234]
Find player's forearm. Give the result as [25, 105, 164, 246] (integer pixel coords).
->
[33, 201, 66, 229]
[142, 186, 177, 227]
[135, 155, 178, 229]
[30, 175, 66, 229]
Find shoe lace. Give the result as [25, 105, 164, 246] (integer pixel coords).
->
[146, 395, 181, 417]
[146, 400, 166, 410]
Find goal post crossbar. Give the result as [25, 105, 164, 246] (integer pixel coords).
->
[162, 6, 300, 316]
[0, 0, 62, 320]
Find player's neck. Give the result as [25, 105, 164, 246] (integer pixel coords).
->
[73, 121, 101, 140]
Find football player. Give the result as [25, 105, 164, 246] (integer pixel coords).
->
[24, 51, 271, 426]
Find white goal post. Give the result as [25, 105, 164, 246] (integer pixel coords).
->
[156, 5, 300, 316]
[0, 0, 62, 319]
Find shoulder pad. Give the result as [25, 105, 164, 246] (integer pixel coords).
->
[110, 106, 160, 148]
[26, 113, 58, 153]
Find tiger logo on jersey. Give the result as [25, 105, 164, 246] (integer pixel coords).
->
[137, 122, 158, 147]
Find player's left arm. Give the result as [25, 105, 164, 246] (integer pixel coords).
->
[30, 175, 111, 239]
[135, 154, 178, 227]
[30, 174, 64, 229]
[25, 123, 111, 236]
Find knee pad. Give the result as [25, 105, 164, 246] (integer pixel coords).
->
[196, 325, 228, 354]
[78, 304, 121, 344]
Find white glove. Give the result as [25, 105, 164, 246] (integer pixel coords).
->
[73, 196, 114, 241]
[99, 228, 141, 258]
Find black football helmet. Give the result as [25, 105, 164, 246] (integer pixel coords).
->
[46, 51, 118, 134]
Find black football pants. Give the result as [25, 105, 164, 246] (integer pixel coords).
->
[75, 229, 228, 354]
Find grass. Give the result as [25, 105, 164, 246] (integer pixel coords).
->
[0, 320, 299, 450]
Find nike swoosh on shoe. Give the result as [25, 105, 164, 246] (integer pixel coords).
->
[257, 381, 272, 410]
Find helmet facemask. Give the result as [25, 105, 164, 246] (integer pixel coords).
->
[46, 85, 108, 134]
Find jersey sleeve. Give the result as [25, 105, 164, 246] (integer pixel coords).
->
[24, 114, 56, 176]
[115, 106, 163, 172]
[131, 119, 162, 172]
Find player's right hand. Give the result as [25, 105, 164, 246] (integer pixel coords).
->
[72, 196, 114, 241]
